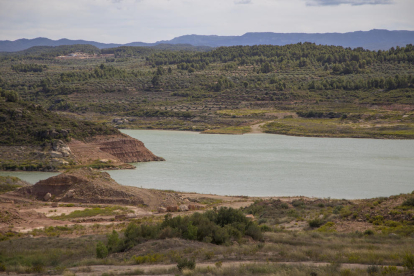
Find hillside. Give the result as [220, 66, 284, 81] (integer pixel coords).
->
[0, 42, 413, 138]
[160, 29, 414, 50]
[0, 89, 164, 171]
[1, 29, 414, 52]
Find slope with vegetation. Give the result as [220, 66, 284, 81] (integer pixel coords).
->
[1, 42, 413, 138]
[0, 169, 412, 275]
[0, 88, 163, 171]
[0, 176, 30, 194]
[0, 187, 413, 275]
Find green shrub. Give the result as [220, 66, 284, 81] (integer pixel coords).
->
[96, 241, 108, 259]
[104, 207, 266, 255]
[177, 258, 195, 271]
[245, 224, 263, 241]
[258, 218, 267, 224]
[317, 222, 336, 233]
[106, 230, 121, 253]
[384, 220, 401, 227]
[402, 197, 414, 207]
[292, 200, 305, 208]
[372, 215, 384, 225]
[403, 252, 414, 270]
[281, 203, 289, 209]
[287, 209, 299, 218]
[364, 229, 374, 236]
[186, 223, 198, 240]
[134, 253, 164, 264]
[213, 227, 230, 245]
[381, 266, 398, 274]
[31, 259, 45, 273]
[214, 207, 249, 226]
[260, 224, 272, 232]
[340, 207, 353, 218]
[366, 265, 380, 275]
[333, 205, 343, 214]
[389, 210, 402, 216]
[308, 218, 324, 228]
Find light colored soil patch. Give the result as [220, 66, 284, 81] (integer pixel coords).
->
[127, 206, 153, 216]
[218, 200, 254, 209]
[1, 200, 155, 233]
[334, 221, 375, 233]
[68, 139, 123, 166]
[32, 206, 87, 217]
[180, 193, 248, 203]
[249, 122, 267, 133]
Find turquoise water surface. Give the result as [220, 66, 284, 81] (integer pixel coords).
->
[2, 130, 413, 199]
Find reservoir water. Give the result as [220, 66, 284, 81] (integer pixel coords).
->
[111, 130, 414, 199]
[2, 130, 414, 199]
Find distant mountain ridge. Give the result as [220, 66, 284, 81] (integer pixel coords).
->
[1, 29, 414, 52]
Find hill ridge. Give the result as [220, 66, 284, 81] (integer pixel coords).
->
[2, 29, 414, 52]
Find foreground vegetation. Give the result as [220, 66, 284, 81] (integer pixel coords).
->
[0, 191, 413, 275]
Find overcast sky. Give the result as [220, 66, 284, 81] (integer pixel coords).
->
[0, 0, 413, 43]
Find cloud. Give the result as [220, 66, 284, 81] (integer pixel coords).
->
[306, 0, 393, 6]
[0, 0, 412, 43]
[235, 0, 252, 4]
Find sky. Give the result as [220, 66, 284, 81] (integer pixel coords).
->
[0, 0, 413, 43]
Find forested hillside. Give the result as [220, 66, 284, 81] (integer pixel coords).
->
[0, 88, 119, 146]
[1, 43, 413, 138]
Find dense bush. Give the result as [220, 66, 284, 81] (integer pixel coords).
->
[96, 241, 108, 258]
[0, 89, 20, 102]
[100, 207, 262, 255]
[126, 109, 193, 118]
[308, 218, 324, 228]
[11, 64, 47, 73]
[297, 111, 344, 119]
[402, 197, 414, 207]
[403, 253, 414, 270]
[177, 258, 196, 271]
[363, 229, 374, 236]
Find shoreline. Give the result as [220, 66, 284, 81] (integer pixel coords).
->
[1, 169, 412, 201]
[120, 127, 414, 140]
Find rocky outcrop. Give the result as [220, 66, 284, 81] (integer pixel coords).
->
[68, 134, 164, 167]
[13, 168, 181, 208]
[97, 138, 164, 163]
[179, 204, 189, 212]
[52, 140, 72, 157]
[44, 193, 52, 201]
[1, 130, 162, 171]
[167, 206, 179, 212]
[158, 207, 167, 213]
[15, 168, 146, 205]
[36, 129, 70, 140]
